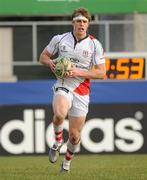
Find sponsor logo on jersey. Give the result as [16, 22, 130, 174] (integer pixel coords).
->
[60, 45, 68, 52]
[83, 50, 89, 57]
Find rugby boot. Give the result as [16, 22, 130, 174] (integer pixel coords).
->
[49, 142, 63, 163]
[60, 161, 70, 173]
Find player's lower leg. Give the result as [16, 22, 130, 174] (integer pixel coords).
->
[49, 123, 63, 163]
[60, 139, 80, 172]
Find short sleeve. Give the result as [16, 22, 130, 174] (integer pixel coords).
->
[92, 39, 105, 65]
[46, 35, 60, 55]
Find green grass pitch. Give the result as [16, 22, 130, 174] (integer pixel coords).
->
[0, 154, 147, 180]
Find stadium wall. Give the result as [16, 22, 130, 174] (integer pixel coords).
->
[0, 80, 147, 155]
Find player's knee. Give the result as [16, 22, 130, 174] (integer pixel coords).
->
[54, 109, 67, 121]
[53, 115, 65, 125]
[69, 130, 80, 145]
[53, 112, 66, 125]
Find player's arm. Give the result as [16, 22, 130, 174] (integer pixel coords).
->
[39, 47, 56, 71]
[80, 63, 106, 79]
[69, 63, 106, 79]
[39, 35, 60, 71]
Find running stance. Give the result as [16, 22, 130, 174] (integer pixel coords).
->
[39, 7, 106, 173]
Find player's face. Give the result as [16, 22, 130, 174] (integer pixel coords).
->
[72, 19, 89, 38]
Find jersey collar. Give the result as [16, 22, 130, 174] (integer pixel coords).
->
[71, 32, 89, 43]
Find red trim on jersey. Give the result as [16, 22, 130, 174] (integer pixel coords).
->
[74, 79, 90, 96]
[89, 35, 95, 40]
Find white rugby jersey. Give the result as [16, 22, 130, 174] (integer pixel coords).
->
[47, 32, 105, 96]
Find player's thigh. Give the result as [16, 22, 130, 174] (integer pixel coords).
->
[53, 94, 70, 116]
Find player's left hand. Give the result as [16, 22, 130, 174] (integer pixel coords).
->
[64, 70, 73, 77]
[64, 64, 81, 78]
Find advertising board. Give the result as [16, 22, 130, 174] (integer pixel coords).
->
[0, 104, 146, 155]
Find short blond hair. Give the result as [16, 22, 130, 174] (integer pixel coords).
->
[71, 7, 91, 22]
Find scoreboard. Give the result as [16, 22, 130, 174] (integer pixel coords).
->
[106, 57, 145, 80]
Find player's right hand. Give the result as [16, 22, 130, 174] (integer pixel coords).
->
[48, 59, 56, 71]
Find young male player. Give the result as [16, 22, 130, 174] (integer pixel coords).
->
[39, 7, 106, 172]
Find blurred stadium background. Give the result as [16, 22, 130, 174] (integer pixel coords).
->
[0, 0, 147, 179]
